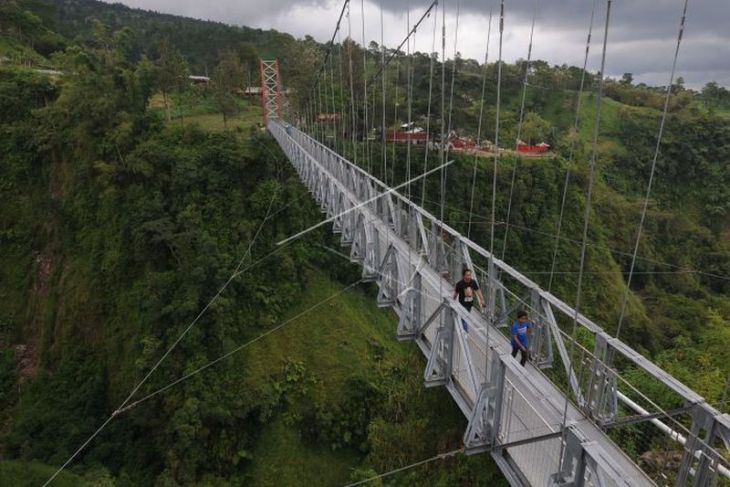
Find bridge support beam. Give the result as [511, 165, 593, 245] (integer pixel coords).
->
[542, 301, 584, 406]
[410, 207, 430, 256]
[377, 244, 399, 307]
[528, 288, 554, 369]
[349, 214, 366, 264]
[677, 407, 730, 486]
[464, 353, 507, 454]
[428, 222, 449, 277]
[550, 428, 587, 487]
[340, 199, 354, 246]
[423, 302, 456, 387]
[585, 334, 618, 424]
[486, 256, 498, 326]
[397, 272, 423, 341]
[362, 224, 380, 282]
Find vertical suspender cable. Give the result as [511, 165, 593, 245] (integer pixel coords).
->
[330, 50, 340, 152]
[489, 0, 504, 258]
[301, 0, 349, 144]
[406, 0, 413, 266]
[380, 0, 388, 183]
[444, 0, 460, 165]
[485, 0, 504, 389]
[614, 0, 688, 341]
[337, 31, 346, 155]
[437, 0, 446, 323]
[438, 0, 446, 224]
[361, 0, 371, 172]
[347, 3, 358, 165]
[500, 0, 539, 261]
[391, 60, 400, 183]
[317, 80, 324, 142]
[321, 60, 328, 144]
[560, 0, 612, 449]
[467, 7, 493, 239]
[406, 0, 413, 200]
[547, 0, 597, 293]
[420, 4, 439, 206]
[313, 79, 318, 140]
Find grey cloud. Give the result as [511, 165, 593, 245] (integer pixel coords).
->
[387, 0, 730, 86]
[104, 0, 730, 87]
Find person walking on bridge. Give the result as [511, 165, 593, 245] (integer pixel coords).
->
[511, 310, 532, 366]
[453, 268, 485, 313]
[454, 269, 485, 332]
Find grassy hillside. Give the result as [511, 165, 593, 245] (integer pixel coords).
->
[240, 270, 502, 485]
[0, 9, 506, 481]
[0, 460, 89, 486]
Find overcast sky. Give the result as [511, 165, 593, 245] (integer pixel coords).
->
[103, 0, 729, 88]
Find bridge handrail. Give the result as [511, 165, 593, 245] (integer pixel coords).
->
[279, 120, 713, 413]
[272, 120, 730, 483]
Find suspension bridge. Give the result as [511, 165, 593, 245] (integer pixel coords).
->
[262, 115, 730, 486]
[257, 0, 730, 484]
[43, 0, 730, 485]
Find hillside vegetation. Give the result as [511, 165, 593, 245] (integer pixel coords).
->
[0, 1, 507, 484]
[0, 0, 729, 485]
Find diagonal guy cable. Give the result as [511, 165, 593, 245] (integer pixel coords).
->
[114, 278, 365, 415]
[277, 158, 455, 246]
[44, 192, 279, 485]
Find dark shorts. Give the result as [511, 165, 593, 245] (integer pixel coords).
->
[511, 345, 529, 366]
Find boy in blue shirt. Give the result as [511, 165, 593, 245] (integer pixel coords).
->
[511, 310, 531, 366]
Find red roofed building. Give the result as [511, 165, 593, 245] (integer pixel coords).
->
[317, 113, 341, 123]
[384, 130, 429, 144]
[516, 141, 550, 153]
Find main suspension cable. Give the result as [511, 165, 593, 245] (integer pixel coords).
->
[301, 0, 350, 121]
[368, 0, 438, 87]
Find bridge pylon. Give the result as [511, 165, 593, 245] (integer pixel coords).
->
[259, 59, 282, 126]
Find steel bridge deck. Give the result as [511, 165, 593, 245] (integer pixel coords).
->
[267, 118, 730, 487]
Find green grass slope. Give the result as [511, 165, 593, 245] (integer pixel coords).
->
[239, 268, 506, 486]
[0, 460, 87, 486]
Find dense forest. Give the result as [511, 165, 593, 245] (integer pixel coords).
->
[1, 0, 729, 485]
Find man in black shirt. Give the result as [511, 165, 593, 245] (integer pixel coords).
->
[453, 268, 485, 313]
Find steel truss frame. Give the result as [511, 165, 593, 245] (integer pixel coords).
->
[267, 118, 730, 487]
[259, 59, 282, 126]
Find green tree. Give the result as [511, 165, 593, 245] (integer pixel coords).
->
[701, 81, 730, 109]
[212, 49, 244, 128]
[237, 41, 259, 89]
[520, 111, 551, 144]
[157, 38, 189, 122]
[280, 37, 322, 116]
